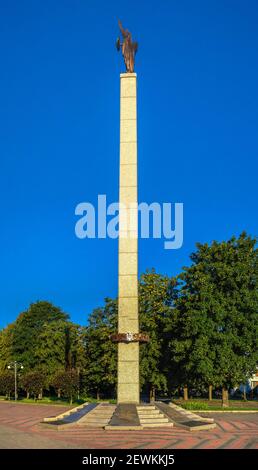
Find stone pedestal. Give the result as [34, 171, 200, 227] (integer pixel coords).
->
[117, 73, 139, 404]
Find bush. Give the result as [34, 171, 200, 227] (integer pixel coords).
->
[0, 372, 14, 398]
[51, 369, 79, 404]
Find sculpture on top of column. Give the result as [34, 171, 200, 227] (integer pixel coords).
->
[116, 20, 138, 73]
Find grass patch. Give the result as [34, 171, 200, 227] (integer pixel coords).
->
[0, 395, 117, 406]
[180, 401, 209, 410]
[0, 397, 82, 406]
[201, 407, 258, 411]
[20, 398, 78, 406]
[173, 398, 258, 411]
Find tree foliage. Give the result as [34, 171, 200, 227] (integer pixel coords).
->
[0, 233, 257, 402]
[10, 301, 69, 369]
[0, 325, 15, 372]
[139, 270, 176, 399]
[20, 370, 46, 399]
[170, 232, 258, 394]
[52, 369, 79, 404]
[83, 298, 117, 398]
[0, 372, 14, 397]
[34, 320, 72, 376]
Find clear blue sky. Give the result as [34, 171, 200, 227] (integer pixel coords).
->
[0, 0, 257, 328]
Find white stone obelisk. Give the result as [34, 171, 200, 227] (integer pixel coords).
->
[117, 72, 139, 404]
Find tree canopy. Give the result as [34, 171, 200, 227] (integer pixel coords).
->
[169, 232, 258, 394]
[0, 233, 257, 401]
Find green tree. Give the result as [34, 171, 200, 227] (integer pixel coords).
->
[0, 325, 15, 371]
[11, 301, 69, 370]
[0, 372, 14, 399]
[34, 320, 69, 377]
[139, 270, 175, 401]
[69, 325, 88, 398]
[52, 369, 79, 404]
[170, 233, 258, 405]
[84, 298, 117, 399]
[0, 302, 86, 398]
[20, 370, 46, 399]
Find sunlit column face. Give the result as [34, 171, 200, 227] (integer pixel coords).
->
[118, 73, 139, 404]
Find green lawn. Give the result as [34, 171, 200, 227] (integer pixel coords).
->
[173, 398, 258, 411]
[0, 395, 117, 406]
[0, 396, 82, 406]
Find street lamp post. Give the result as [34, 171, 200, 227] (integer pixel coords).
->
[7, 361, 23, 401]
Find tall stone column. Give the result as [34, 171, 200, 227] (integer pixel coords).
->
[117, 72, 139, 404]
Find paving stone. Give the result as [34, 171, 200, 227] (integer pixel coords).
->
[0, 403, 257, 449]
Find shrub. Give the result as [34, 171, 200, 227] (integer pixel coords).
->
[51, 369, 79, 404]
[0, 372, 14, 398]
[20, 370, 46, 399]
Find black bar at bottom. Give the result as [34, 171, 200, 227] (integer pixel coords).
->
[0, 449, 255, 468]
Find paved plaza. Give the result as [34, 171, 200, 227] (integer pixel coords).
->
[0, 402, 257, 449]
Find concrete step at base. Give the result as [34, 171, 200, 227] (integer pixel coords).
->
[137, 404, 174, 427]
[87, 410, 114, 415]
[80, 416, 111, 422]
[98, 405, 116, 408]
[77, 404, 115, 427]
[81, 419, 110, 424]
[78, 423, 109, 428]
[137, 406, 156, 411]
[142, 422, 174, 428]
[84, 416, 110, 423]
[140, 418, 169, 424]
[77, 419, 110, 426]
[43, 403, 89, 423]
[137, 413, 162, 418]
